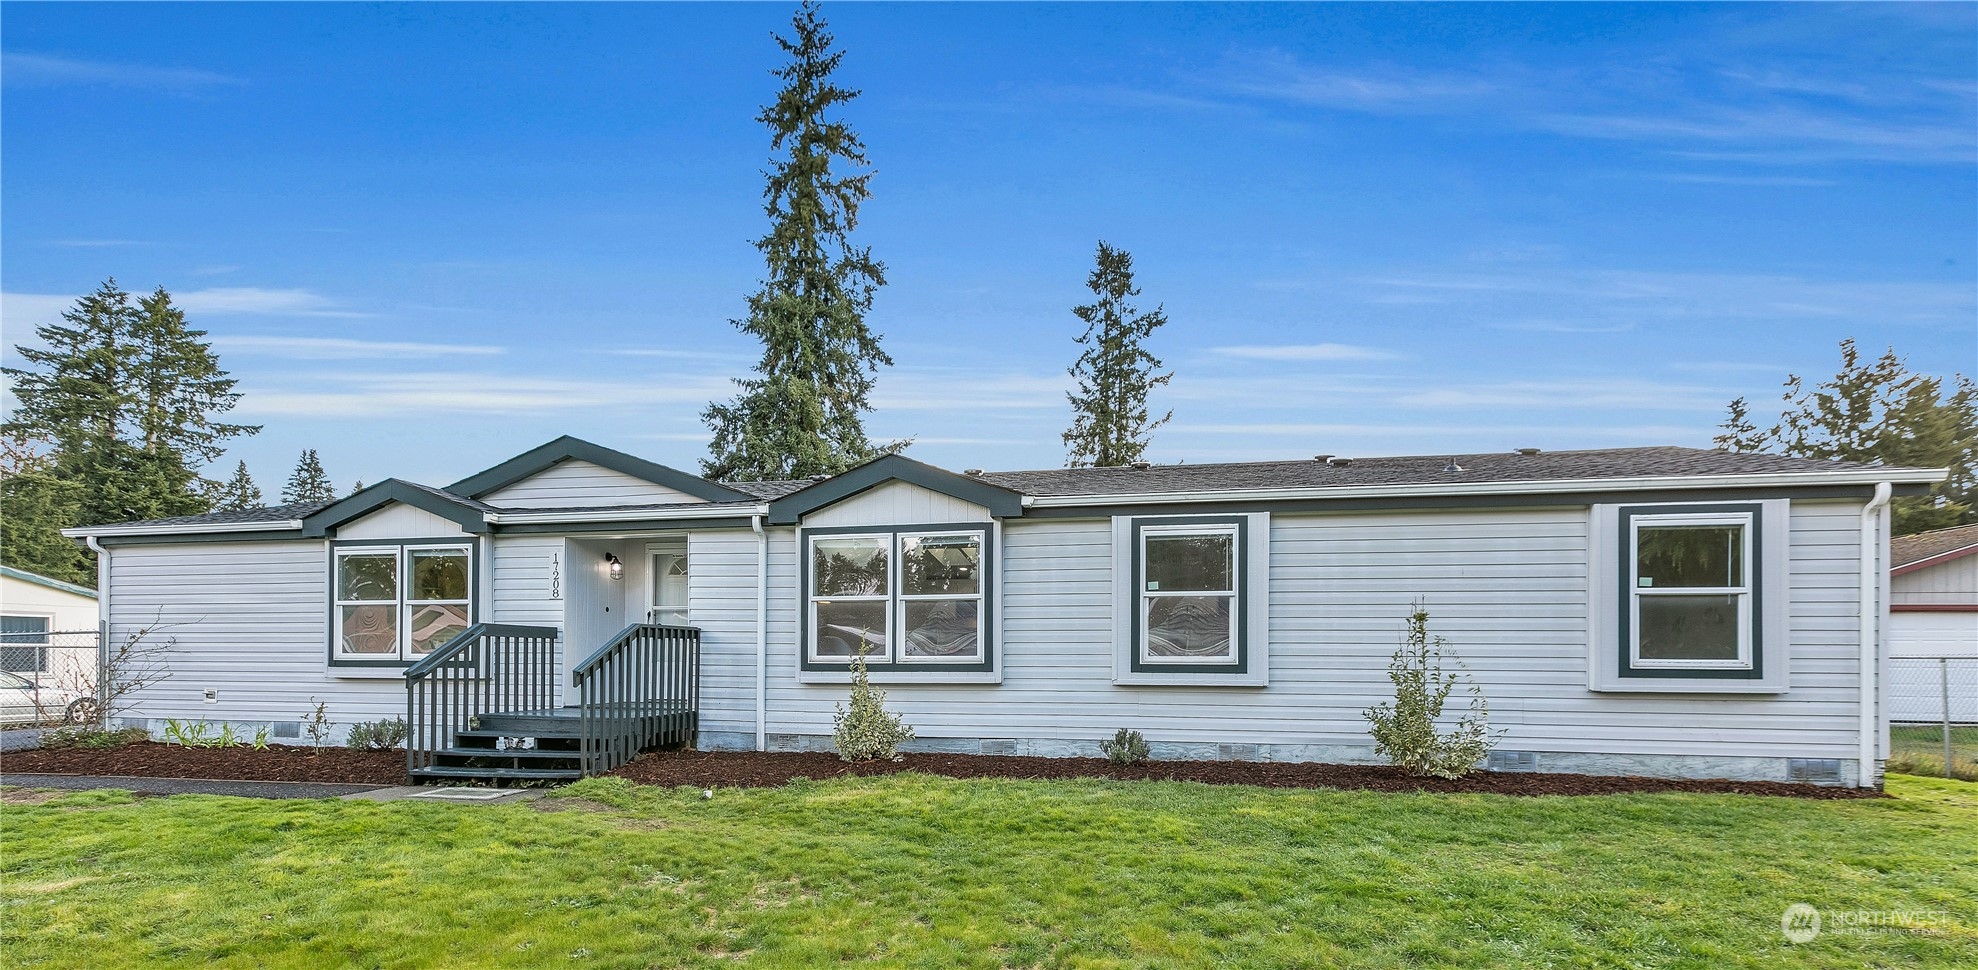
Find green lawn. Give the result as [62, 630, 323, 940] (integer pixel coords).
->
[1890, 725, 1978, 781]
[4, 775, 1975, 969]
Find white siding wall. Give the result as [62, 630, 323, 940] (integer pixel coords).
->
[334, 504, 469, 540]
[802, 481, 989, 527]
[103, 540, 418, 731]
[482, 460, 707, 509]
[1893, 556, 1978, 607]
[691, 500, 1873, 770]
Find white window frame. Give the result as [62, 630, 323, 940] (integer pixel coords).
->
[895, 530, 986, 665]
[1137, 522, 1241, 667]
[807, 532, 894, 664]
[404, 546, 474, 659]
[1628, 511, 1753, 671]
[0, 613, 53, 673]
[333, 544, 472, 663]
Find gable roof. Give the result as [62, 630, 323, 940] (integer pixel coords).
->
[766, 453, 1027, 525]
[300, 479, 494, 537]
[0, 565, 97, 599]
[446, 435, 756, 504]
[1892, 523, 1978, 574]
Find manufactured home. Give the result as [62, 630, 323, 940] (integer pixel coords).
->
[64, 437, 1944, 787]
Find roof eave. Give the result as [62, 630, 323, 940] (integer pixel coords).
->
[1019, 467, 1950, 508]
[63, 519, 305, 539]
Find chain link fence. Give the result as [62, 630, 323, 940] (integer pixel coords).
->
[0, 629, 102, 727]
[1887, 656, 1977, 781]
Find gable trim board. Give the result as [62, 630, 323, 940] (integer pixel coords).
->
[768, 454, 1026, 525]
[447, 435, 754, 504]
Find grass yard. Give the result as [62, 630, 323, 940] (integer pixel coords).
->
[1889, 725, 1978, 781]
[3, 775, 1975, 969]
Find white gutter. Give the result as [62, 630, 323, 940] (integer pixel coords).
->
[1019, 468, 1947, 509]
[63, 519, 302, 539]
[85, 536, 110, 732]
[752, 514, 768, 752]
[484, 504, 768, 526]
[1858, 482, 1892, 788]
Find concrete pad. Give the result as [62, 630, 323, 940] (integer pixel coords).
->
[342, 785, 548, 803]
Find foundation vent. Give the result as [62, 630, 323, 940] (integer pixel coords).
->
[1787, 758, 1843, 785]
[1487, 750, 1539, 772]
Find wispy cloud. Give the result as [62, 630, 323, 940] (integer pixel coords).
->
[175, 287, 364, 318]
[1357, 268, 1974, 326]
[1636, 172, 1837, 187]
[606, 348, 751, 362]
[1490, 320, 1635, 334]
[236, 370, 733, 418]
[1210, 343, 1401, 362]
[1390, 378, 1724, 412]
[3, 52, 244, 90]
[1214, 54, 1498, 112]
[209, 336, 504, 360]
[1, 292, 78, 328]
[870, 369, 1070, 412]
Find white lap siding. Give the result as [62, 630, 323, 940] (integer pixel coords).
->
[105, 539, 412, 735]
[700, 501, 1869, 773]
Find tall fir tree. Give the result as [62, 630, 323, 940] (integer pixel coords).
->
[3, 279, 257, 582]
[1062, 241, 1173, 468]
[282, 450, 338, 504]
[208, 460, 264, 511]
[702, 1, 892, 481]
[1714, 339, 1976, 534]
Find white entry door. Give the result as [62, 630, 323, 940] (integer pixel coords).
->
[650, 552, 689, 626]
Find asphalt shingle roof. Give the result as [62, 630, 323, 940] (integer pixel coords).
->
[102, 500, 335, 529]
[1892, 523, 1978, 569]
[976, 446, 1901, 497]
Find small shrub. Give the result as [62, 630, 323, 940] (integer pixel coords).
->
[303, 700, 332, 752]
[832, 653, 914, 762]
[39, 727, 148, 750]
[346, 718, 409, 751]
[1363, 602, 1502, 780]
[162, 719, 225, 748]
[1099, 728, 1150, 765]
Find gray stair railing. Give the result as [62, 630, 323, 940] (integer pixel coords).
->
[572, 623, 700, 775]
[404, 624, 561, 776]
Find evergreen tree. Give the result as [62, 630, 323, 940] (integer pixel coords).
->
[209, 460, 264, 511]
[1062, 241, 1173, 467]
[1715, 339, 1976, 534]
[0, 471, 90, 586]
[703, 1, 892, 481]
[3, 279, 257, 576]
[282, 450, 337, 504]
[350, 480, 365, 495]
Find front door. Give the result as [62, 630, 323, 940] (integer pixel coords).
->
[650, 551, 689, 626]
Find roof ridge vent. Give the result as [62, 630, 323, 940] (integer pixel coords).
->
[1515, 447, 1541, 456]
[1326, 456, 1352, 467]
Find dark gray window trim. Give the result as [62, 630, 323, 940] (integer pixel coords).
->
[326, 537, 481, 669]
[798, 521, 995, 674]
[446, 435, 755, 503]
[1616, 503, 1764, 681]
[769, 455, 1025, 525]
[303, 480, 490, 538]
[1128, 515, 1250, 675]
[1025, 483, 1912, 520]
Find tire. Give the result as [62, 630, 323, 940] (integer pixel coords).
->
[64, 698, 99, 726]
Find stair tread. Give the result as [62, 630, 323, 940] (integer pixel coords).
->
[436, 746, 581, 761]
[411, 765, 582, 780]
[454, 728, 581, 741]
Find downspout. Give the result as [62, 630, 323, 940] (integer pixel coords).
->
[86, 536, 110, 732]
[1858, 482, 1892, 788]
[752, 514, 767, 752]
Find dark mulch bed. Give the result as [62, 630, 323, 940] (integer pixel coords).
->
[0, 742, 404, 785]
[610, 749, 1884, 799]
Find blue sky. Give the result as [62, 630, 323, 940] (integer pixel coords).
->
[3, 2, 1973, 490]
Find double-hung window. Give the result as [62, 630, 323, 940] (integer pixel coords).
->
[333, 544, 472, 663]
[0, 615, 51, 673]
[805, 528, 988, 669]
[1113, 514, 1267, 685]
[1628, 512, 1753, 671]
[1590, 501, 1785, 692]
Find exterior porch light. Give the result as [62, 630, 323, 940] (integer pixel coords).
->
[604, 552, 624, 581]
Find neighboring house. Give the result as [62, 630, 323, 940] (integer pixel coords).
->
[0, 565, 100, 692]
[1887, 524, 1978, 723]
[63, 437, 1944, 787]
